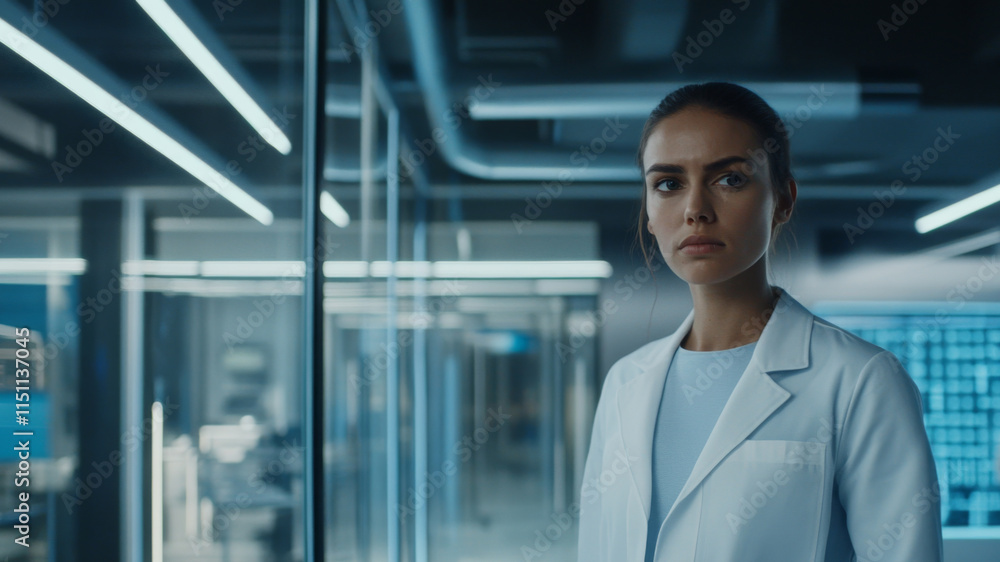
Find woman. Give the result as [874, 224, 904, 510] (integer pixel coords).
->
[576, 83, 943, 561]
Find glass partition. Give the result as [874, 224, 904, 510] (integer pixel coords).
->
[0, 1, 309, 560]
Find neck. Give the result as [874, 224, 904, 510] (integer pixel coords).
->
[682, 268, 779, 352]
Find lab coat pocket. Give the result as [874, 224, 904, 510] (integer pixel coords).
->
[696, 439, 827, 562]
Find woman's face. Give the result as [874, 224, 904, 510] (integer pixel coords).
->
[642, 106, 791, 286]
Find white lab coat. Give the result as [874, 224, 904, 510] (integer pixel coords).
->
[577, 287, 943, 562]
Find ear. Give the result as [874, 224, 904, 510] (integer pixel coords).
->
[774, 178, 797, 224]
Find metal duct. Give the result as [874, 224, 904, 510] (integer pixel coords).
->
[467, 82, 862, 120]
[402, 0, 642, 181]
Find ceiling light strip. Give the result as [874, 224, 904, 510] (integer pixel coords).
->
[0, 2, 273, 225]
[136, 0, 291, 155]
[916, 182, 1000, 233]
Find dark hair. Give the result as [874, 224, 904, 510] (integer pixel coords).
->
[633, 82, 795, 272]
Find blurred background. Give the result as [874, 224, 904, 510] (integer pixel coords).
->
[0, 0, 999, 560]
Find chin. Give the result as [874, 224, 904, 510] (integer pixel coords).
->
[682, 275, 737, 287]
[671, 268, 734, 286]
[669, 260, 748, 286]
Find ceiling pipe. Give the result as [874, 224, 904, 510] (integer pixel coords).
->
[398, 0, 912, 183]
[402, 0, 641, 181]
[396, 0, 929, 186]
[324, 0, 434, 190]
[322, 77, 874, 183]
[467, 81, 862, 120]
[324, 150, 386, 182]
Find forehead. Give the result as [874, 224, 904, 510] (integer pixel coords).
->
[642, 107, 761, 170]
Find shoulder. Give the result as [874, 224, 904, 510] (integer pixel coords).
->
[809, 313, 887, 364]
[804, 311, 916, 398]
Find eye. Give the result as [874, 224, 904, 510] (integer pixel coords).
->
[718, 172, 746, 188]
[652, 177, 681, 192]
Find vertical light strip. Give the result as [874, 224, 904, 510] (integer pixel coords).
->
[411, 157, 429, 562]
[185, 448, 199, 539]
[151, 401, 164, 562]
[573, 358, 588, 507]
[0, 6, 274, 225]
[122, 192, 145, 562]
[136, 0, 292, 154]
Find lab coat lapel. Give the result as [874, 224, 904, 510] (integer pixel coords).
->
[615, 307, 694, 520]
[614, 287, 813, 525]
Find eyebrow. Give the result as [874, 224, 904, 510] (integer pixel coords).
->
[644, 156, 749, 177]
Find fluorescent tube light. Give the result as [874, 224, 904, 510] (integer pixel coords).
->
[320, 191, 351, 227]
[200, 260, 305, 277]
[913, 228, 1000, 259]
[369, 261, 434, 278]
[323, 261, 370, 278]
[136, 0, 291, 155]
[0, 258, 86, 274]
[916, 182, 1000, 233]
[433, 260, 613, 278]
[151, 401, 164, 562]
[122, 260, 200, 276]
[0, 5, 274, 225]
[117, 260, 615, 280]
[321, 260, 613, 279]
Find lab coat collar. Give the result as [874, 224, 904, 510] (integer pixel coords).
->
[614, 286, 813, 525]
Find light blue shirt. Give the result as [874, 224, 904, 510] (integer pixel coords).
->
[643, 340, 757, 562]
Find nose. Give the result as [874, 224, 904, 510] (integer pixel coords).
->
[683, 185, 715, 224]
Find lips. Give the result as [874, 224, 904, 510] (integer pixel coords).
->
[679, 235, 725, 248]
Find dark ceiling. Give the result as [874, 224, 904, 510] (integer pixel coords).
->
[1, 0, 999, 253]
